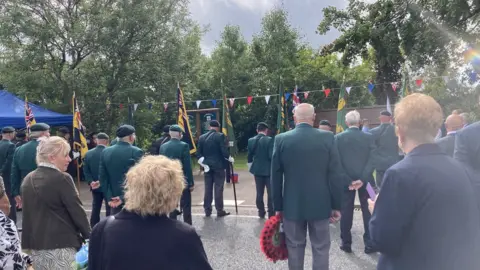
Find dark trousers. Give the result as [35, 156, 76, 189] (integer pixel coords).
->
[3, 177, 16, 224]
[203, 169, 225, 214]
[375, 170, 385, 189]
[225, 163, 231, 183]
[169, 188, 192, 225]
[340, 187, 372, 248]
[254, 175, 273, 217]
[90, 191, 111, 228]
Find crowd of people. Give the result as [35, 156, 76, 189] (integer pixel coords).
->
[0, 92, 478, 269]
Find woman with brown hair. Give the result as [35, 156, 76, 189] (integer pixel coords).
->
[21, 136, 90, 270]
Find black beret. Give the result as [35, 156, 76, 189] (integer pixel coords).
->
[58, 127, 70, 134]
[257, 122, 269, 130]
[116, 125, 135, 138]
[30, 123, 50, 132]
[209, 120, 220, 128]
[380, 110, 392, 117]
[163, 125, 171, 133]
[169, 125, 183, 133]
[16, 131, 26, 138]
[319, 120, 331, 127]
[1, 126, 15, 133]
[96, 132, 109, 140]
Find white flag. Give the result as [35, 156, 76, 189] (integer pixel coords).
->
[265, 95, 270, 104]
[386, 95, 392, 113]
[443, 76, 449, 84]
[196, 100, 201, 108]
[133, 104, 139, 111]
[346, 87, 352, 94]
[229, 98, 235, 107]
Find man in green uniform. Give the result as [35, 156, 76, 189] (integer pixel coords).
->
[159, 125, 194, 225]
[84, 132, 111, 227]
[335, 110, 376, 254]
[11, 123, 50, 209]
[271, 103, 343, 269]
[369, 110, 399, 188]
[247, 122, 274, 219]
[99, 125, 143, 215]
[13, 131, 27, 148]
[0, 127, 17, 222]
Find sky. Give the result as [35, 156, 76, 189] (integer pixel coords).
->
[188, 0, 347, 55]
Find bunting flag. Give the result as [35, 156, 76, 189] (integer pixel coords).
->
[177, 83, 197, 154]
[212, 99, 217, 107]
[304, 91, 309, 99]
[265, 95, 271, 104]
[346, 87, 352, 94]
[324, 88, 331, 98]
[196, 100, 201, 109]
[415, 79, 423, 87]
[391, 83, 398, 92]
[24, 96, 36, 134]
[277, 83, 287, 134]
[72, 92, 88, 166]
[133, 104, 139, 111]
[368, 82, 374, 93]
[229, 98, 235, 108]
[222, 94, 238, 155]
[119, 104, 123, 109]
[292, 85, 300, 107]
[247, 96, 253, 105]
[148, 103, 152, 110]
[386, 94, 392, 114]
[443, 76, 449, 84]
[285, 93, 291, 101]
[336, 87, 347, 133]
[163, 102, 168, 112]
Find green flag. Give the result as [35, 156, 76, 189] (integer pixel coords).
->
[222, 94, 237, 156]
[336, 87, 347, 133]
[400, 68, 410, 98]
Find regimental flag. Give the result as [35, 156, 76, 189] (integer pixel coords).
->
[177, 83, 197, 154]
[24, 96, 36, 134]
[72, 92, 88, 165]
[277, 84, 287, 134]
[336, 87, 347, 134]
[222, 94, 238, 156]
[400, 66, 410, 98]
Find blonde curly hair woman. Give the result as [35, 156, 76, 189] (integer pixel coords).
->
[88, 155, 212, 270]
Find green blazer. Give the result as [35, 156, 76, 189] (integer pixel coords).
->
[159, 139, 194, 187]
[335, 127, 375, 186]
[370, 123, 399, 171]
[83, 145, 106, 193]
[0, 139, 15, 180]
[271, 123, 343, 221]
[197, 130, 229, 170]
[11, 139, 39, 196]
[247, 134, 273, 176]
[99, 141, 143, 201]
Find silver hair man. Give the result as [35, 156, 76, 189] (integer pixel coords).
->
[345, 110, 361, 126]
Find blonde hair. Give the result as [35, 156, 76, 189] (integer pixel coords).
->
[36, 136, 71, 165]
[124, 155, 185, 216]
[394, 93, 443, 143]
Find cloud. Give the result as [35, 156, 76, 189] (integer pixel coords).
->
[227, 0, 279, 13]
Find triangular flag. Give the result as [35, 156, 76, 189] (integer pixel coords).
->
[391, 83, 398, 92]
[324, 88, 331, 98]
[119, 103, 123, 109]
[415, 79, 423, 87]
[211, 99, 217, 107]
[229, 98, 235, 108]
[443, 76, 449, 83]
[147, 103, 152, 110]
[196, 100, 201, 108]
[247, 96, 253, 105]
[133, 104, 139, 111]
[163, 102, 168, 112]
[368, 82, 374, 93]
[304, 91, 309, 99]
[386, 95, 392, 113]
[469, 72, 477, 83]
[346, 87, 352, 94]
[265, 95, 270, 104]
[285, 93, 291, 100]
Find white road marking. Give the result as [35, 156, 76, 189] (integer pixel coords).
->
[198, 200, 245, 206]
[83, 209, 260, 218]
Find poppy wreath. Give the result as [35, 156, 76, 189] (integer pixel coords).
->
[260, 215, 288, 262]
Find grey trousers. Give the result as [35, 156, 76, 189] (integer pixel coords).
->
[203, 169, 225, 214]
[283, 218, 331, 270]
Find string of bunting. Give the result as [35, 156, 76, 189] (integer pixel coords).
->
[107, 73, 479, 112]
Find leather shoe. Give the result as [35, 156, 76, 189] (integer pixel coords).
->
[217, 210, 230, 217]
[364, 247, 377, 254]
[340, 246, 352, 253]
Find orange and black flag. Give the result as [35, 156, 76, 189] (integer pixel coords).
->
[72, 92, 88, 165]
[177, 83, 197, 154]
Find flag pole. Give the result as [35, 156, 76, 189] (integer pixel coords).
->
[73, 92, 81, 192]
[231, 161, 238, 214]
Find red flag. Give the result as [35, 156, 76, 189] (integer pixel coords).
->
[247, 96, 253, 105]
[292, 86, 300, 107]
[304, 91, 309, 99]
[163, 102, 168, 112]
[229, 98, 235, 108]
[324, 88, 331, 97]
[119, 104, 123, 109]
[391, 82, 398, 92]
[415, 79, 423, 87]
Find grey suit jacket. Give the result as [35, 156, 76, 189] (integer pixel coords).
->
[435, 133, 456, 157]
[454, 122, 480, 172]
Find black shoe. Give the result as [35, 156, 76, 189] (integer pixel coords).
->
[259, 212, 266, 219]
[205, 212, 211, 217]
[340, 246, 352, 253]
[217, 211, 230, 217]
[364, 247, 377, 254]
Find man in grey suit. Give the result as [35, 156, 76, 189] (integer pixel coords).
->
[271, 103, 343, 270]
[454, 121, 480, 173]
[369, 111, 399, 188]
[436, 114, 463, 157]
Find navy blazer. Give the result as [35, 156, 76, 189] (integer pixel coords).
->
[435, 132, 456, 157]
[454, 121, 480, 172]
[370, 144, 480, 270]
